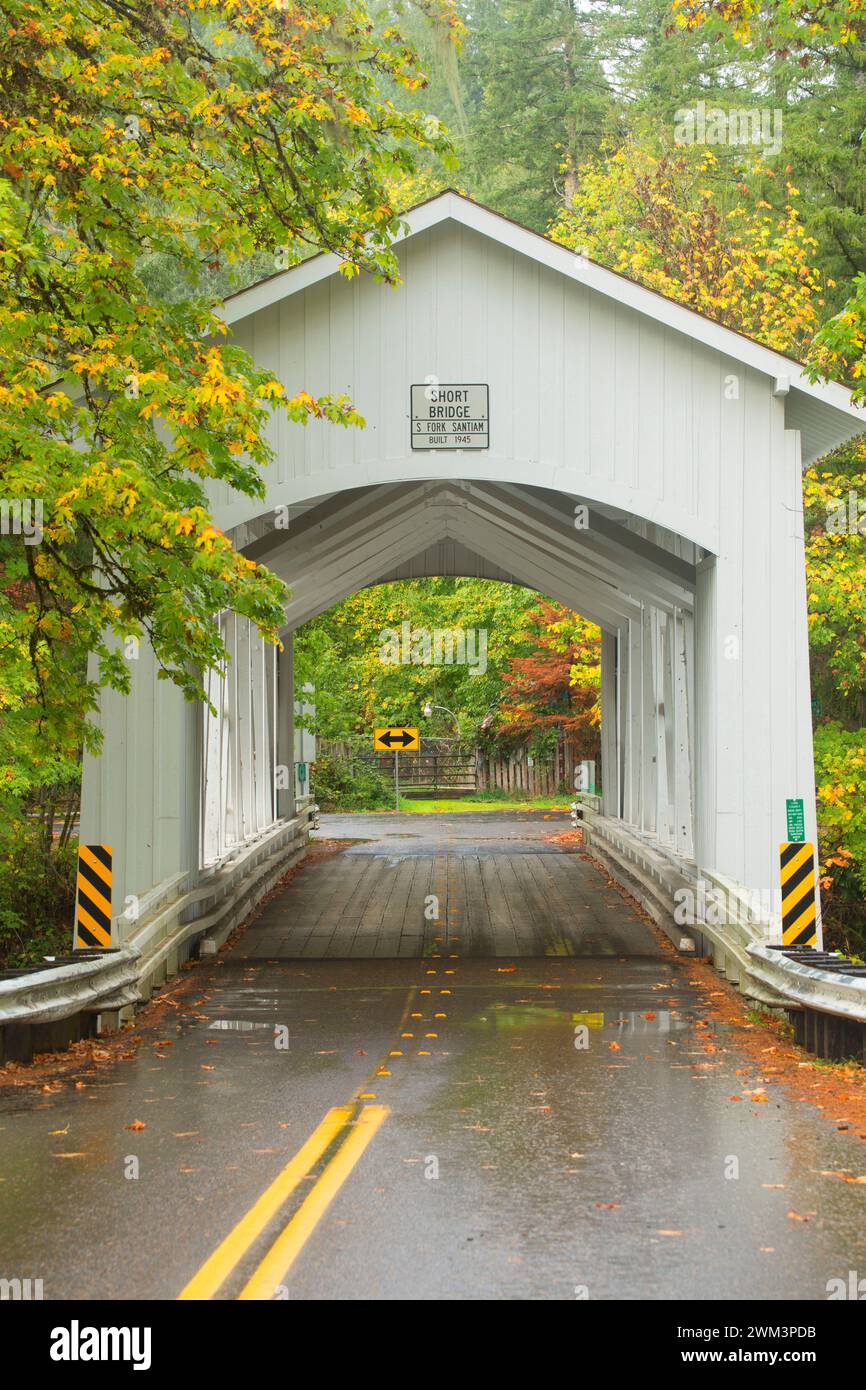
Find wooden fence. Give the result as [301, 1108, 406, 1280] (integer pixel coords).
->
[477, 739, 580, 798]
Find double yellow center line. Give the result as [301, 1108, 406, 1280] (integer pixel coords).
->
[180, 943, 451, 1299]
[178, 1103, 387, 1301]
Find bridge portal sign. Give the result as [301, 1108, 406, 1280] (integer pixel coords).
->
[411, 383, 489, 450]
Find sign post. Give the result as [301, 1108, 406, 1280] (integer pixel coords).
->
[373, 728, 420, 813]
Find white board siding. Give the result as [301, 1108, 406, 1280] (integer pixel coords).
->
[80, 641, 197, 927]
[206, 223, 752, 551]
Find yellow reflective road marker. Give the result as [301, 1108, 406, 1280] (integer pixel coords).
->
[74, 845, 113, 948]
[178, 1105, 352, 1301]
[780, 841, 818, 947]
[238, 1105, 388, 1301]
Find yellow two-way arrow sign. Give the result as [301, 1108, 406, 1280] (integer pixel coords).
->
[374, 726, 420, 752]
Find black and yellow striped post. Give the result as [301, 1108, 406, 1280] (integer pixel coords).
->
[74, 845, 113, 949]
[779, 841, 818, 947]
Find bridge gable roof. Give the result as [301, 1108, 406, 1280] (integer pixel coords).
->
[222, 189, 865, 463]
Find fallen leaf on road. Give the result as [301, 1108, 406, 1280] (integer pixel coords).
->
[608, 1041, 621, 1051]
[787, 1210, 809, 1222]
[125, 1120, 146, 1131]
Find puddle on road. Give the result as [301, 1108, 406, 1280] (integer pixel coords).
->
[464, 1003, 690, 1034]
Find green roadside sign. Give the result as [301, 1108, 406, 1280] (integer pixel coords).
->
[786, 798, 805, 841]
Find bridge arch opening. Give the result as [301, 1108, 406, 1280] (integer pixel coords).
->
[167, 475, 701, 953]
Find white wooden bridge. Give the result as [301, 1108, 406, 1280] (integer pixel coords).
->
[75, 191, 865, 1000]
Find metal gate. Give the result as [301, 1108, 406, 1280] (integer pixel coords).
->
[392, 739, 476, 797]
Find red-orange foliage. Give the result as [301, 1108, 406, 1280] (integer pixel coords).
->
[497, 601, 600, 752]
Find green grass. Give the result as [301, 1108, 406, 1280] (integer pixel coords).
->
[745, 1006, 792, 1036]
[394, 794, 574, 814]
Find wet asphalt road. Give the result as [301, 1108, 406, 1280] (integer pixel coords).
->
[1, 812, 864, 1301]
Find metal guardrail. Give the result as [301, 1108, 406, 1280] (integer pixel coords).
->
[0, 803, 317, 1063]
[581, 806, 866, 1060]
[0, 946, 141, 1028]
[748, 943, 866, 1019]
